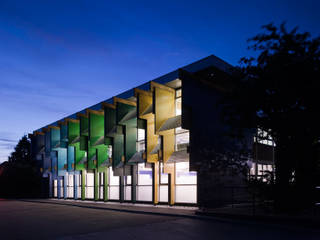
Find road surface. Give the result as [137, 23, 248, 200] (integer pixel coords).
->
[0, 199, 318, 239]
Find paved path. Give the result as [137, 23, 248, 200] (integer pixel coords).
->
[0, 199, 319, 240]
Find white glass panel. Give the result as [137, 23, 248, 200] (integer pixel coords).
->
[137, 186, 152, 201]
[138, 129, 145, 141]
[53, 180, 57, 197]
[126, 175, 132, 185]
[77, 187, 81, 198]
[175, 131, 189, 151]
[160, 163, 168, 184]
[109, 186, 119, 200]
[137, 141, 145, 152]
[176, 89, 182, 98]
[160, 173, 168, 184]
[68, 175, 74, 186]
[159, 185, 168, 202]
[75, 174, 80, 186]
[175, 97, 181, 116]
[68, 187, 74, 198]
[125, 186, 131, 201]
[86, 173, 94, 186]
[99, 173, 104, 185]
[99, 186, 104, 200]
[176, 185, 197, 203]
[86, 186, 94, 199]
[60, 185, 64, 198]
[110, 168, 120, 186]
[138, 163, 152, 185]
[176, 162, 197, 184]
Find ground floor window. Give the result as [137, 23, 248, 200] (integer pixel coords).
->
[67, 174, 74, 198]
[57, 161, 198, 204]
[86, 172, 94, 199]
[109, 168, 119, 200]
[53, 179, 57, 197]
[58, 179, 64, 198]
[99, 172, 104, 200]
[137, 163, 152, 202]
[125, 175, 132, 201]
[76, 174, 81, 198]
[159, 163, 168, 203]
[175, 162, 197, 204]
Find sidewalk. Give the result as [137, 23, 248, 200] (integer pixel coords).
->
[23, 199, 320, 229]
[23, 198, 200, 219]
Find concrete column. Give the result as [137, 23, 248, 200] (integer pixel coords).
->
[81, 170, 86, 200]
[152, 162, 159, 205]
[120, 175, 124, 202]
[74, 172, 78, 200]
[57, 177, 61, 199]
[131, 165, 137, 203]
[64, 173, 68, 199]
[48, 173, 53, 198]
[94, 169, 99, 201]
[104, 168, 109, 202]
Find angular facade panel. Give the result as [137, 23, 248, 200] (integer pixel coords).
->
[30, 55, 257, 207]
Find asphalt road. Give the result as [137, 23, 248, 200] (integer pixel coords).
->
[0, 199, 319, 240]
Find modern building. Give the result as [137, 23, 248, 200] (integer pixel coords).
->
[30, 55, 274, 207]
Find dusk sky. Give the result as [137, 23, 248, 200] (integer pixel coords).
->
[0, 0, 319, 163]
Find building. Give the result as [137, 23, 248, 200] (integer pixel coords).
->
[30, 55, 274, 207]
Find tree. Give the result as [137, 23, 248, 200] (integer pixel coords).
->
[0, 135, 43, 198]
[227, 23, 320, 212]
[8, 135, 31, 163]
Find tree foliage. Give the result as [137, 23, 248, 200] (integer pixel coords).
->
[0, 135, 44, 198]
[8, 135, 31, 163]
[228, 23, 320, 212]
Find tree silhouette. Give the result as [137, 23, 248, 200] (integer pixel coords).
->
[227, 23, 320, 212]
[0, 135, 43, 198]
[8, 135, 31, 163]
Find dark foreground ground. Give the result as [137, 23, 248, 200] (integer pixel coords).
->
[0, 199, 319, 240]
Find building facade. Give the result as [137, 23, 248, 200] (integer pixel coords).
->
[30, 55, 274, 207]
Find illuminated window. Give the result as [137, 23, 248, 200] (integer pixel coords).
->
[175, 162, 197, 203]
[109, 168, 119, 200]
[137, 163, 152, 201]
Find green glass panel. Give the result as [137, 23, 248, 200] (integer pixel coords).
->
[80, 116, 89, 136]
[87, 141, 97, 170]
[113, 134, 124, 168]
[116, 103, 137, 163]
[80, 136, 88, 151]
[68, 121, 86, 171]
[51, 128, 60, 150]
[97, 144, 109, 172]
[89, 113, 104, 147]
[74, 143, 86, 171]
[104, 107, 116, 137]
[67, 146, 75, 171]
[60, 124, 68, 142]
[68, 121, 80, 144]
[57, 148, 67, 176]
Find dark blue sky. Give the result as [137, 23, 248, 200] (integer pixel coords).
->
[0, 0, 319, 162]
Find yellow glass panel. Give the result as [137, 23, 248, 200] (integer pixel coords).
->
[154, 87, 175, 134]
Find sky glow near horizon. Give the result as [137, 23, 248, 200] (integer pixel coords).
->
[0, 0, 319, 163]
